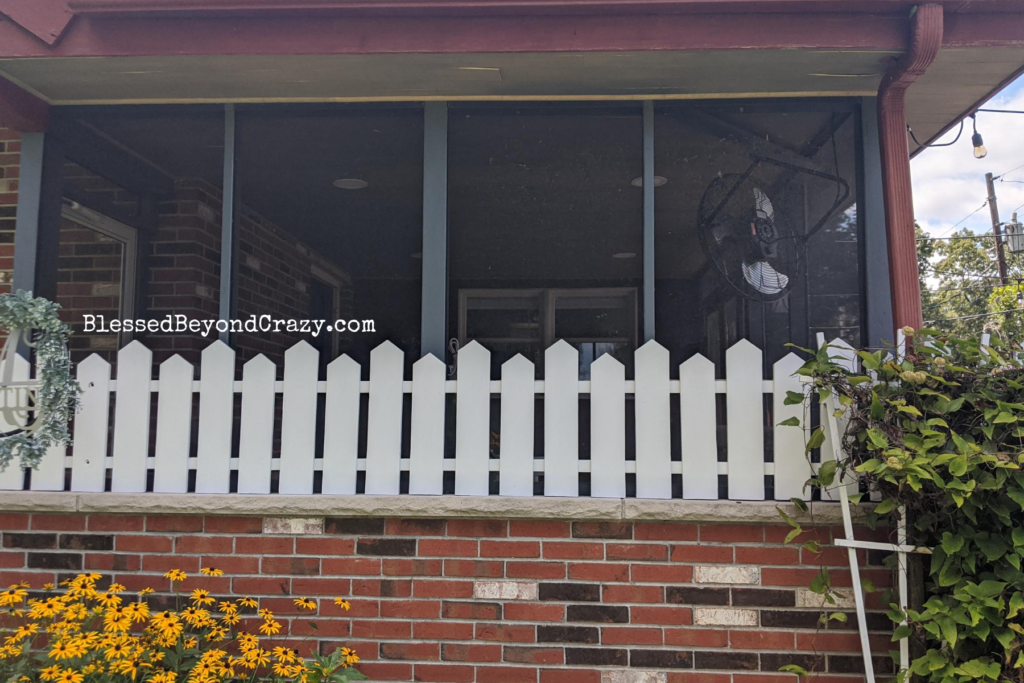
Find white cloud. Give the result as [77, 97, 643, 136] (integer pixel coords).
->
[912, 78, 1024, 238]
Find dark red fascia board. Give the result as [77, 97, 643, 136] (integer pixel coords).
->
[0, 77, 49, 132]
[0, 0, 73, 45]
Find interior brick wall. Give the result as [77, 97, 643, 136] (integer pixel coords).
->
[0, 512, 895, 682]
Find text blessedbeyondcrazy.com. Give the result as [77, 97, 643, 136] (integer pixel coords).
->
[82, 314, 376, 337]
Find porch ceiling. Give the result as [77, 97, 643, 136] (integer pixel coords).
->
[0, 50, 894, 104]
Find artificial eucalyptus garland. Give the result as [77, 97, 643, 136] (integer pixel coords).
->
[0, 290, 80, 473]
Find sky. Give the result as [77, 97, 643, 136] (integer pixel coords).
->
[912, 76, 1024, 240]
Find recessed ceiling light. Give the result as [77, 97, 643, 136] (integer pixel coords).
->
[333, 178, 368, 190]
[612, 252, 637, 259]
[630, 176, 668, 188]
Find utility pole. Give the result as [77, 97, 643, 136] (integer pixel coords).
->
[986, 172, 1009, 285]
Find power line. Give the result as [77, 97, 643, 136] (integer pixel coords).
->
[932, 201, 989, 239]
[918, 233, 1001, 241]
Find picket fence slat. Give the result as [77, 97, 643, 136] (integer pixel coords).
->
[680, 353, 717, 500]
[364, 341, 404, 495]
[196, 341, 235, 493]
[70, 355, 110, 493]
[279, 341, 319, 494]
[111, 341, 152, 493]
[237, 354, 275, 494]
[0, 354, 31, 490]
[499, 354, 535, 497]
[726, 339, 765, 500]
[635, 341, 672, 499]
[819, 335, 859, 501]
[772, 352, 807, 501]
[409, 354, 446, 495]
[544, 340, 578, 497]
[153, 355, 194, 493]
[31, 358, 68, 491]
[590, 353, 625, 498]
[322, 354, 361, 495]
[455, 341, 490, 495]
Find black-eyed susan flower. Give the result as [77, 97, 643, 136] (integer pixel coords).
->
[199, 567, 224, 577]
[163, 569, 187, 583]
[293, 597, 316, 611]
[333, 598, 351, 611]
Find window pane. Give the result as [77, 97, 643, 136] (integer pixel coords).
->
[448, 103, 644, 378]
[654, 102, 861, 376]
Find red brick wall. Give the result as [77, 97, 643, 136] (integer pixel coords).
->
[0, 512, 894, 682]
[0, 127, 19, 295]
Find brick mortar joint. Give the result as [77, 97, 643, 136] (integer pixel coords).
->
[0, 492, 863, 524]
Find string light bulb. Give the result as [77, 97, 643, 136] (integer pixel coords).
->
[971, 114, 987, 159]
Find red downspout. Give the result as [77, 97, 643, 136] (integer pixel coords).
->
[877, 3, 943, 330]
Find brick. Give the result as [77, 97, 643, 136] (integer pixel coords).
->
[797, 632, 890, 652]
[419, 539, 478, 557]
[263, 518, 324, 535]
[27, 553, 82, 570]
[700, 524, 764, 543]
[176, 536, 233, 554]
[601, 627, 663, 645]
[544, 542, 604, 560]
[634, 523, 698, 541]
[445, 560, 503, 577]
[413, 579, 473, 598]
[262, 557, 319, 575]
[351, 620, 411, 639]
[602, 585, 663, 604]
[480, 541, 540, 558]
[353, 663, 410, 680]
[603, 673, 668, 683]
[385, 518, 446, 536]
[232, 577, 291, 595]
[442, 644, 502, 663]
[695, 565, 759, 585]
[296, 537, 354, 556]
[503, 646, 563, 664]
[357, 538, 416, 557]
[476, 665, 539, 683]
[146, 516, 204, 533]
[380, 642, 439, 661]
[827, 654, 895, 675]
[693, 651, 759, 670]
[572, 522, 632, 539]
[503, 603, 564, 622]
[666, 586, 730, 605]
[290, 619, 350, 637]
[324, 517, 384, 535]
[3, 533, 56, 549]
[474, 581, 538, 601]
[667, 674, 729, 683]
[290, 577, 351, 595]
[537, 625, 598, 644]
[352, 579, 412, 597]
[236, 537, 294, 555]
[509, 521, 571, 538]
[631, 606, 692, 626]
[795, 588, 856, 609]
[85, 553, 139, 572]
[569, 563, 629, 582]
[539, 582, 600, 602]
[630, 564, 692, 583]
[670, 545, 733, 563]
[321, 558, 381, 576]
[541, 670, 601, 683]
[732, 588, 796, 607]
[565, 647, 627, 666]
[735, 546, 799, 565]
[693, 608, 758, 627]
[88, 515, 144, 532]
[442, 600, 501, 620]
[204, 516, 263, 534]
[476, 623, 536, 642]
[759, 610, 822, 629]
[31, 515, 86, 531]
[413, 664, 474, 682]
[384, 559, 442, 576]
[629, 649, 693, 668]
[447, 520, 507, 537]
[567, 604, 629, 623]
[506, 561, 565, 579]
[664, 628, 728, 648]
[379, 599, 440, 619]
[730, 630, 795, 650]
[0, 514, 28, 530]
[0, 551, 24, 568]
[607, 544, 668, 561]
[414, 621, 475, 640]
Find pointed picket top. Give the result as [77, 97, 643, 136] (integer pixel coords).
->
[544, 339, 579, 497]
[414, 353, 446, 373]
[635, 339, 671, 499]
[545, 338, 579, 365]
[590, 351, 625, 498]
[243, 352, 275, 373]
[159, 353, 193, 374]
[502, 352, 535, 374]
[370, 339, 405, 365]
[591, 350, 624, 373]
[635, 339, 669, 364]
[112, 339, 154, 493]
[725, 337, 761, 358]
[197, 341, 236, 494]
[409, 353, 447, 495]
[238, 353, 276, 494]
[500, 353, 536, 497]
[365, 339, 405, 495]
[772, 352, 809, 502]
[154, 354, 195, 494]
[680, 352, 717, 500]
[825, 336, 858, 372]
[458, 340, 490, 367]
[285, 338, 319, 363]
[78, 353, 111, 375]
[455, 339, 491, 496]
[725, 338, 764, 500]
[680, 352, 714, 375]
[322, 352, 362, 495]
[328, 353, 360, 374]
[201, 338, 235, 365]
[116, 339, 153, 372]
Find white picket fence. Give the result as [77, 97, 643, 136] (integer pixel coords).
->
[0, 337, 858, 501]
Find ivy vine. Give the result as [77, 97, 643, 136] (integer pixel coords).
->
[0, 290, 80, 474]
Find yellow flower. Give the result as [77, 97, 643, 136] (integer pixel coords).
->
[237, 597, 258, 609]
[294, 597, 317, 611]
[199, 567, 224, 577]
[183, 636, 198, 649]
[97, 591, 122, 608]
[104, 638, 132, 660]
[257, 608, 274, 619]
[139, 587, 155, 596]
[245, 648, 270, 668]
[111, 657, 151, 679]
[40, 666, 62, 681]
[30, 596, 65, 619]
[49, 640, 83, 660]
[42, 582, 55, 591]
[236, 633, 258, 652]
[219, 612, 240, 626]
[125, 601, 150, 623]
[190, 589, 214, 607]
[333, 598, 351, 611]
[57, 669, 84, 683]
[258, 619, 282, 636]
[272, 647, 297, 663]
[163, 569, 187, 583]
[150, 671, 177, 683]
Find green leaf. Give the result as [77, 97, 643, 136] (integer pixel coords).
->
[806, 428, 825, 453]
[784, 390, 804, 406]
[891, 623, 911, 641]
[949, 454, 968, 477]
[777, 416, 801, 427]
[897, 404, 922, 417]
[817, 459, 837, 488]
[940, 533, 964, 554]
[790, 498, 809, 513]
[874, 498, 897, 515]
[994, 411, 1018, 424]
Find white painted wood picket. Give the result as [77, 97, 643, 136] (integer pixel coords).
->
[0, 337, 856, 501]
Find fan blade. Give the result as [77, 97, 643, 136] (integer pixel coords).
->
[753, 187, 775, 222]
[742, 260, 789, 295]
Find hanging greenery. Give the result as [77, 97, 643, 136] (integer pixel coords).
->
[0, 290, 80, 474]
[781, 328, 1024, 682]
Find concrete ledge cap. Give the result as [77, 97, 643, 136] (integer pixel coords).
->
[0, 492, 859, 524]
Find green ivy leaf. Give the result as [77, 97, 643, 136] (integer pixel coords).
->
[777, 416, 801, 427]
[783, 390, 804, 406]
